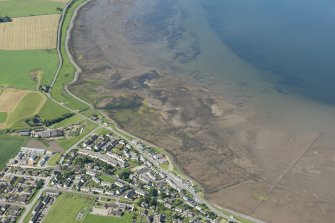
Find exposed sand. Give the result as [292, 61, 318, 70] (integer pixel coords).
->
[67, 0, 335, 222]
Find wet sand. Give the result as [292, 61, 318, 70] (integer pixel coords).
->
[68, 0, 335, 222]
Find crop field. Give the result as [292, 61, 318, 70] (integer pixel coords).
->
[0, 50, 58, 89]
[0, 14, 60, 50]
[0, 88, 28, 113]
[0, 135, 26, 168]
[83, 213, 133, 223]
[43, 192, 95, 223]
[0, 91, 47, 129]
[0, 0, 65, 17]
[0, 112, 7, 123]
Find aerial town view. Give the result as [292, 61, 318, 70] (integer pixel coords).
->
[1, 0, 335, 223]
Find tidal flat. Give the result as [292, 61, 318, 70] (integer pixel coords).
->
[68, 0, 335, 222]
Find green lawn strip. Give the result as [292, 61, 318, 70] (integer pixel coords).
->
[99, 174, 115, 183]
[48, 153, 62, 166]
[0, 50, 58, 90]
[0, 135, 26, 169]
[6, 92, 45, 128]
[38, 99, 71, 120]
[43, 192, 95, 223]
[57, 119, 97, 150]
[0, 112, 7, 123]
[51, 114, 83, 128]
[83, 213, 133, 223]
[0, 0, 65, 18]
[51, 0, 89, 111]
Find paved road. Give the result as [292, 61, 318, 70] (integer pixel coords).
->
[43, 0, 267, 222]
[59, 126, 100, 164]
[18, 176, 51, 223]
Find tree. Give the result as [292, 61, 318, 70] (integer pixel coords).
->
[149, 188, 158, 197]
[118, 169, 131, 180]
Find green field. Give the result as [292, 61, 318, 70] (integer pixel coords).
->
[0, 50, 59, 90]
[48, 153, 62, 166]
[51, 0, 89, 111]
[38, 99, 71, 120]
[0, 112, 7, 123]
[83, 213, 133, 223]
[51, 114, 83, 128]
[0, 0, 65, 17]
[0, 136, 26, 168]
[6, 92, 46, 128]
[43, 192, 95, 223]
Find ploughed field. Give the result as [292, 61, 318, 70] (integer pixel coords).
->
[68, 0, 335, 222]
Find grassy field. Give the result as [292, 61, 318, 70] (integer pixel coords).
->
[48, 153, 62, 166]
[0, 0, 65, 17]
[43, 192, 95, 223]
[0, 112, 7, 123]
[38, 99, 70, 120]
[0, 50, 59, 89]
[83, 213, 133, 223]
[51, 0, 89, 111]
[0, 88, 28, 113]
[0, 91, 46, 129]
[57, 119, 97, 150]
[51, 114, 83, 128]
[0, 135, 26, 169]
[5, 92, 46, 127]
[0, 14, 60, 50]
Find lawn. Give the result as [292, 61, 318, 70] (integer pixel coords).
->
[5, 92, 46, 128]
[43, 192, 95, 223]
[99, 174, 115, 183]
[0, 50, 59, 89]
[51, 0, 90, 111]
[0, 0, 65, 18]
[48, 153, 62, 166]
[0, 112, 7, 123]
[0, 135, 26, 169]
[83, 213, 133, 223]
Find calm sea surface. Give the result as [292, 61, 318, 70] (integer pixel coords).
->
[131, 0, 335, 104]
[199, 0, 335, 104]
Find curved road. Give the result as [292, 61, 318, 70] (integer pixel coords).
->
[47, 0, 267, 223]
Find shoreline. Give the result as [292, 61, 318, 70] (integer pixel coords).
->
[60, 0, 265, 222]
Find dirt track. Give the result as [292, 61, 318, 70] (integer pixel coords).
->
[67, 0, 335, 222]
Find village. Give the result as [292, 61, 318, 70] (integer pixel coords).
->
[0, 125, 238, 223]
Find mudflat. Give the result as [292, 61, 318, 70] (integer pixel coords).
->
[68, 0, 335, 222]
